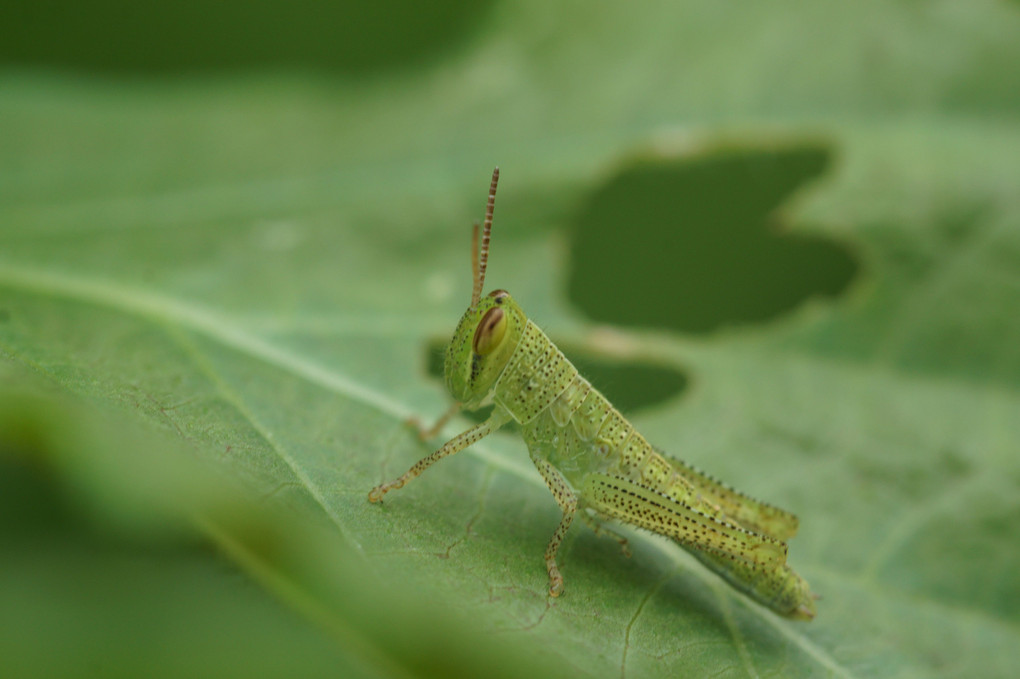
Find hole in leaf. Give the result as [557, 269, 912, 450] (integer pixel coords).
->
[567, 141, 859, 334]
[424, 338, 687, 421]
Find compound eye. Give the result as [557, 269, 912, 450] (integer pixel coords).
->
[473, 307, 506, 355]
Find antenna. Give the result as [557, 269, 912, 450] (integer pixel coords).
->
[471, 167, 499, 307]
[470, 219, 480, 297]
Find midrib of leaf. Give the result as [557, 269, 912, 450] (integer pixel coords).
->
[0, 265, 410, 418]
[0, 262, 544, 491]
[0, 261, 856, 678]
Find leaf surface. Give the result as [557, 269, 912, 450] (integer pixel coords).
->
[2, 1, 1020, 677]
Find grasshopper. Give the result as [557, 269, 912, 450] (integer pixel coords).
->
[369, 168, 817, 620]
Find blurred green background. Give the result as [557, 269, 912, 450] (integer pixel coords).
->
[1, 0, 493, 73]
[2, 1, 1020, 678]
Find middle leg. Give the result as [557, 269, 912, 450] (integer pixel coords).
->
[532, 457, 578, 597]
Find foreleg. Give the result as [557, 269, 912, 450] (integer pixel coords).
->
[369, 409, 509, 503]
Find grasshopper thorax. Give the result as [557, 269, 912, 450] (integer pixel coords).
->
[445, 289, 526, 409]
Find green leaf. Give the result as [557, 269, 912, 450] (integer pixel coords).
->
[2, 1, 1020, 677]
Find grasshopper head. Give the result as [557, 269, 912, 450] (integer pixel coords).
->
[442, 168, 524, 409]
[445, 289, 526, 408]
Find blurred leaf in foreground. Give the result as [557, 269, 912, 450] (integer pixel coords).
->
[0, 367, 577, 679]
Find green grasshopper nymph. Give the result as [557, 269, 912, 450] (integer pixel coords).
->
[369, 168, 817, 620]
